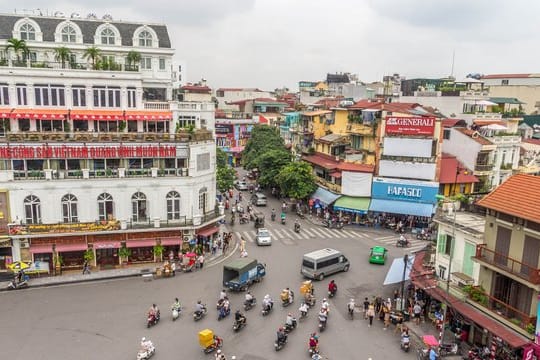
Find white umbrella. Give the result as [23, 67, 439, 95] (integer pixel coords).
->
[475, 100, 497, 106]
[483, 124, 507, 131]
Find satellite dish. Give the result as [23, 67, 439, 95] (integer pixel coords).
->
[71, 12, 80, 18]
[102, 14, 113, 21]
[86, 13, 97, 19]
[54, 11, 65, 17]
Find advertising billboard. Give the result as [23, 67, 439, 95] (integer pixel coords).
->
[385, 117, 435, 136]
[371, 177, 439, 204]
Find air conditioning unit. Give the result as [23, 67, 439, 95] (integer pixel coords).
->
[182, 230, 190, 235]
[20, 240, 29, 248]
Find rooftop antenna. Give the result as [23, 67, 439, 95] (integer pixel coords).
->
[450, 49, 456, 79]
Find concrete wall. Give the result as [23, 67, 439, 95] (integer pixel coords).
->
[442, 128, 481, 170]
[487, 86, 540, 114]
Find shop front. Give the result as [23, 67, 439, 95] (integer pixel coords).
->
[161, 236, 183, 261]
[369, 177, 438, 230]
[0, 237, 12, 269]
[333, 196, 371, 225]
[197, 225, 220, 253]
[311, 187, 341, 214]
[29, 242, 53, 264]
[92, 241, 120, 267]
[126, 238, 156, 263]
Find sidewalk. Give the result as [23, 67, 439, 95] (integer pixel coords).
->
[0, 232, 237, 292]
[405, 318, 464, 360]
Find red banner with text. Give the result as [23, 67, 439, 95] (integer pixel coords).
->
[0, 145, 177, 159]
[385, 117, 435, 136]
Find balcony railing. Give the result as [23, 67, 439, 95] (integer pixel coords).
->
[144, 102, 171, 110]
[474, 163, 493, 172]
[474, 244, 540, 284]
[0, 59, 140, 72]
[316, 177, 341, 193]
[466, 285, 536, 332]
[11, 168, 189, 181]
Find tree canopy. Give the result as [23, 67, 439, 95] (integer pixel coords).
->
[215, 147, 235, 193]
[242, 125, 285, 170]
[275, 161, 317, 200]
[216, 147, 228, 169]
[256, 149, 291, 188]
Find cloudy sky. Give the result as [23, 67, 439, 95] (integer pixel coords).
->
[8, 0, 540, 90]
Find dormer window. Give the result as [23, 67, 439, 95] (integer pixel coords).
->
[138, 31, 153, 47]
[61, 25, 77, 43]
[101, 28, 115, 45]
[20, 23, 35, 41]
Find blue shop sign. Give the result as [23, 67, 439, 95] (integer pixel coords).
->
[372, 177, 439, 204]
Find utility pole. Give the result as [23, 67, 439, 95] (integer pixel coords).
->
[401, 253, 409, 310]
[439, 201, 457, 346]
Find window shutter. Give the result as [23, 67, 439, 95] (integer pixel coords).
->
[437, 233, 446, 254]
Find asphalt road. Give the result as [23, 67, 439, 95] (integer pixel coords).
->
[0, 190, 426, 360]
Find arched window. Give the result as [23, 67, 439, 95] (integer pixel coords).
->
[20, 23, 35, 41]
[166, 191, 180, 220]
[131, 192, 147, 222]
[24, 195, 41, 224]
[138, 30, 153, 47]
[198, 187, 208, 214]
[61, 194, 78, 223]
[61, 25, 76, 42]
[97, 193, 114, 221]
[101, 27, 115, 45]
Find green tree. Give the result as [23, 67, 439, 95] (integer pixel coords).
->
[126, 50, 141, 70]
[54, 46, 71, 69]
[216, 147, 228, 169]
[275, 162, 317, 200]
[6, 38, 29, 63]
[257, 149, 291, 187]
[216, 166, 236, 193]
[83, 46, 101, 69]
[242, 125, 285, 169]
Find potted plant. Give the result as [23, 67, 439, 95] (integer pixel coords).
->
[54, 254, 63, 275]
[153, 244, 164, 262]
[118, 245, 131, 265]
[118, 121, 127, 132]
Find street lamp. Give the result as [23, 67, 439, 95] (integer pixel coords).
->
[435, 194, 457, 346]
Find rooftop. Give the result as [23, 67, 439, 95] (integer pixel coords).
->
[216, 88, 264, 92]
[481, 74, 534, 79]
[302, 110, 332, 117]
[434, 211, 486, 238]
[439, 154, 479, 184]
[454, 128, 493, 146]
[442, 118, 467, 128]
[302, 152, 373, 172]
[488, 97, 525, 105]
[477, 174, 540, 224]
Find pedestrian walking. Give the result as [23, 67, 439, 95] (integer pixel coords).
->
[367, 303, 375, 327]
[198, 254, 205, 269]
[240, 237, 246, 252]
[82, 260, 91, 275]
[363, 297, 370, 319]
[413, 302, 422, 325]
[383, 305, 390, 330]
[212, 242, 218, 255]
[171, 261, 176, 276]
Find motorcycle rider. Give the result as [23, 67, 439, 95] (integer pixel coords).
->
[318, 309, 328, 326]
[309, 333, 319, 351]
[245, 291, 254, 306]
[284, 287, 294, 303]
[399, 234, 408, 246]
[276, 327, 287, 345]
[220, 289, 227, 300]
[294, 219, 300, 232]
[401, 328, 410, 348]
[299, 302, 309, 317]
[148, 304, 160, 321]
[285, 312, 295, 329]
[221, 298, 230, 316]
[235, 309, 246, 326]
[328, 280, 337, 296]
[321, 298, 330, 314]
[172, 298, 181, 312]
[280, 211, 286, 223]
[263, 294, 274, 311]
[271, 209, 276, 221]
[215, 349, 226, 360]
[140, 337, 153, 351]
[195, 300, 206, 316]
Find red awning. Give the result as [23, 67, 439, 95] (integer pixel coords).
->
[125, 111, 172, 121]
[71, 110, 124, 121]
[93, 241, 121, 249]
[329, 171, 342, 178]
[160, 237, 182, 246]
[29, 244, 53, 254]
[11, 109, 67, 120]
[197, 226, 219, 238]
[56, 243, 88, 252]
[126, 239, 156, 248]
[0, 109, 11, 118]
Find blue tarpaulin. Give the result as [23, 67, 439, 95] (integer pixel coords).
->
[383, 255, 415, 285]
[369, 199, 435, 217]
[311, 187, 341, 206]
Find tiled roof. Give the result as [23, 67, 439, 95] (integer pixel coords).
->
[302, 153, 339, 170]
[454, 128, 493, 145]
[442, 118, 467, 128]
[477, 174, 540, 224]
[226, 98, 285, 106]
[523, 138, 540, 146]
[439, 153, 479, 184]
[0, 14, 171, 47]
[337, 162, 374, 173]
[180, 85, 211, 92]
[473, 119, 506, 127]
[318, 133, 345, 143]
[348, 99, 383, 109]
[302, 110, 332, 116]
[216, 88, 264, 92]
[481, 74, 532, 79]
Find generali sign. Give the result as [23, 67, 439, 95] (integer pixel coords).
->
[385, 117, 435, 136]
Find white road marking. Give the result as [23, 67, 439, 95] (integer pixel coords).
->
[242, 231, 254, 243]
[302, 228, 316, 237]
[280, 237, 295, 245]
[272, 229, 285, 238]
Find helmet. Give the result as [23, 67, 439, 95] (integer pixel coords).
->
[286, 287, 290, 290]
[141, 337, 146, 341]
[330, 280, 334, 283]
[152, 304, 156, 307]
[217, 349, 222, 354]
[247, 291, 251, 294]
[350, 298, 354, 302]
[197, 300, 201, 304]
[323, 298, 327, 302]
[175, 298, 179, 302]
[288, 313, 292, 316]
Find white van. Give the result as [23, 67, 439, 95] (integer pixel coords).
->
[300, 248, 350, 280]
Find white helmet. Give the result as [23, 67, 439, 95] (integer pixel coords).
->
[141, 337, 146, 341]
[217, 349, 222, 354]
[323, 298, 327, 302]
[350, 299, 354, 302]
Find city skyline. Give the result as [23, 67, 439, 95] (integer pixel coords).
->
[5, 0, 540, 90]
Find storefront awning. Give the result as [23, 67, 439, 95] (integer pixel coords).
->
[71, 110, 124, 121]
[383, 255, 415, 285]
[93, 241, 121, 249]
[125, 111, 172, 121]
[56, 243, 88, 252]
[11, 109, 67, 120]
[160, 237, 183, 246]
[29, 244, 53, 254]
[334, 196, 370, 214]
[311, 187, 341, 206]
[197, 226, 219, 238]
[0, 109, 12, 118]
[369, 199, 435, 217]
[126, 239, 156, 248]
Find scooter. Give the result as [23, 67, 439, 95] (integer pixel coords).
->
[137, 342, 156, 360]
[322, 219, 343, 229]
[281, 217, 286, 225]
[296, 210, 305, 219]
[203, 336, 223, 354]
[400, 335, 410, 352]
[7, 279, 29, 290]
[318, 316, 327, 332]
[244, 298, 257, 311]
[218, 307, 231, 321]
[274, 336, 287, 351]
[271, 213, 276, 221]
[147, 311, 160, 328]
[193, 306, 207, 321]
[439, 342, 459, 356]
[294, 223, 301, 233]
[172, 306, 181, 321]
[233, 318, 247, 332]
[262, 302, 273, 316]
[283, 318, 297, 333]
[348, 305, 354, 319]
[328, 288, 337, 298]
[396, 238, 410, 247]
[281, 292, 294, 307]
[239, 216, 249, 224]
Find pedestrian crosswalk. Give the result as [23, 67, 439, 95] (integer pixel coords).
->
[373, 235, 428, 253]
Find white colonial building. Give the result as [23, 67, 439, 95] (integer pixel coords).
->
[0, 13, 220, 271]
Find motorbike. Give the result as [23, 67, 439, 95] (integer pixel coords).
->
[147, 311, 160, 328]
[239, 216, 249, 224]
[233, 318, 247, 332]
[230, 217, 235, 226]
[296, 210, 305, 219]
[294, 223, 301, 233]
[137, 342, 155, 360]
[328, 288, 337, 298]
[347, 305, 354, 319]
[262, 302, 273, 316]
[311, 351, 323, 360]
[193, 306, 207, 321]
[322, 219, 343, 229]
[7, 279, 29, 290]
[416, 232, 431, 240]
[172, 306, 181, 321]
[203, 336, 223, 354]
[281, 217, 286, 225]
[318, 316, 327, 332]
[439, 342, 459, 356]
[396, 238, 410, 247]
[281, 290, 294, 307]
[244, 298, 257, 311]
[305, 295, 316, 308]
[283, 318, 297, 333]
[400, 335, 410, 352]
[274, 336, 287, 351]
[466, 346, 490, 359]
[271, 213, 276, 221]
[218, 307, 231, 321]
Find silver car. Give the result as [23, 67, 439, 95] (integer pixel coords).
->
[235, 181, 249, 191]
[256, 228, 272, 246]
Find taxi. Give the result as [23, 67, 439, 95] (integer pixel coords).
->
[369, 246, 388, 265]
